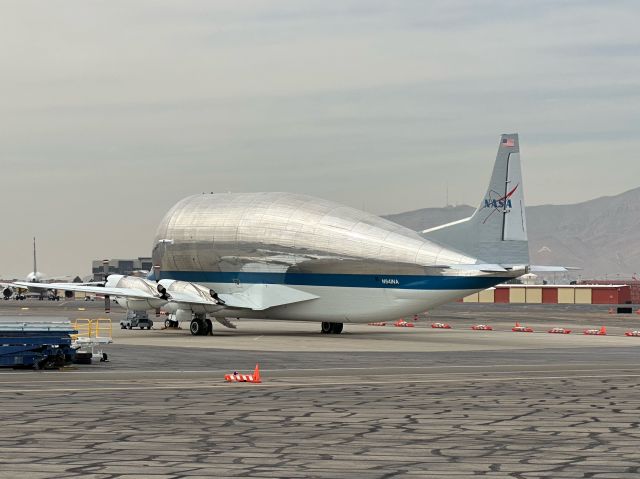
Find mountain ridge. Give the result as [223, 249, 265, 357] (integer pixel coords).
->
[383, 187, 640, 279]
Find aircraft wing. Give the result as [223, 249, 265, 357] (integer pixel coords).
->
[12, 280, 319, 312]
[217, 284, 319, 311]
[12, 281, 158, 300]
[2, 281, 28, 289]
[167, 284, 318, 310]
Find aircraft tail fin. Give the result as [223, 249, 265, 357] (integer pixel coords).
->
[422, 134, 529, 266]
[33, 237, 37, 278]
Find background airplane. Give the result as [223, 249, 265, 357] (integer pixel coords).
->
[2, 238, 70, 300]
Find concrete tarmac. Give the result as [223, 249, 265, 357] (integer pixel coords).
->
[1, 300, 640, 478]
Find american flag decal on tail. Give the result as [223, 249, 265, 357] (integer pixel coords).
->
[502, 138, 515, 147]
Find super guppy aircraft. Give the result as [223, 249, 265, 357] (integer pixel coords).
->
[19, 134, 555, 336]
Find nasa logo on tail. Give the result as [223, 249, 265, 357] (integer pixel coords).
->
[481, 184, 519, 224]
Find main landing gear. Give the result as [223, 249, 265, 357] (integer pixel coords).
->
[321, 322, 343, 334]
[190, 314, 213, 336]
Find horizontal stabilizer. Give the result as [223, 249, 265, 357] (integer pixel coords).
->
[445, 263, 508, 273]
[529, 265, 580, 273]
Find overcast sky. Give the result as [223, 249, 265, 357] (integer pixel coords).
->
[1, 0, 639, 278]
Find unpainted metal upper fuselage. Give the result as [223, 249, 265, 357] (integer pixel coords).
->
[153, 192, 476, 278]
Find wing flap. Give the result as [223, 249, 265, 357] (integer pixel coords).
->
[219, 284, 319, 311]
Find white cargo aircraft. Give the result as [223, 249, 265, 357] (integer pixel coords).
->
[17, 134, 564, 335]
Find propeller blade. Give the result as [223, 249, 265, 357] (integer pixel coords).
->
[157, 283, 169, 300]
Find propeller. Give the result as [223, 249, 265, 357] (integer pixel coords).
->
[210, 289, 225, 305]
[157, 283, 169, 300]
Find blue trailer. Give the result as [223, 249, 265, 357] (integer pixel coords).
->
[0, 322, 77, 369]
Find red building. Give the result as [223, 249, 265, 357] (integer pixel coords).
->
[460, 284, 632, 305]
[580, 279, 640, 304]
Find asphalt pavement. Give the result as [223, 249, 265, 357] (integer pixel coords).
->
[1, 300, 639, 478]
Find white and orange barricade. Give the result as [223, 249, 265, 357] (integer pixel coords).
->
[625, 330, 640, 337]
[584, 326, 606, 336]
[548, 327, 571, 334]
[512, 322, 533, 333]
[225, 364, 262, 383]
[471, 324, 493, 331]
[431, 322, 451, 329]
[394, 319, 415, 328]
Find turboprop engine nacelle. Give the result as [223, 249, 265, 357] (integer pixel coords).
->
[158, 279, 226, 314]
[106, 275, 167, 311]
[106, 275, 224, 314]
[3, 287, 13, 299]
[160, 307, 194, 324]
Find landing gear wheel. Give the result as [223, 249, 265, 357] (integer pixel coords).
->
[321, 322, 344, 334]
[164, 319, 171, 328]
[200, 318, 210, 336]
[190, 319, 204, 336]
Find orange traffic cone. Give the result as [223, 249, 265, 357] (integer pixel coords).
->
[515, 322, 521, 327]
[224, 364, 262, 383]
[599, 326, 607, 335]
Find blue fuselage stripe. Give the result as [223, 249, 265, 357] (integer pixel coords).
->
[159, 271, 509, 290]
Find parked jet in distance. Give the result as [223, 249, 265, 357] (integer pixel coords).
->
[19, 134, 565, 334]
[2, 238, 69, 300]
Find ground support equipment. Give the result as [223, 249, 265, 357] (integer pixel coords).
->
[0, 322, 77, 369]
[72, 319, 113, 363]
